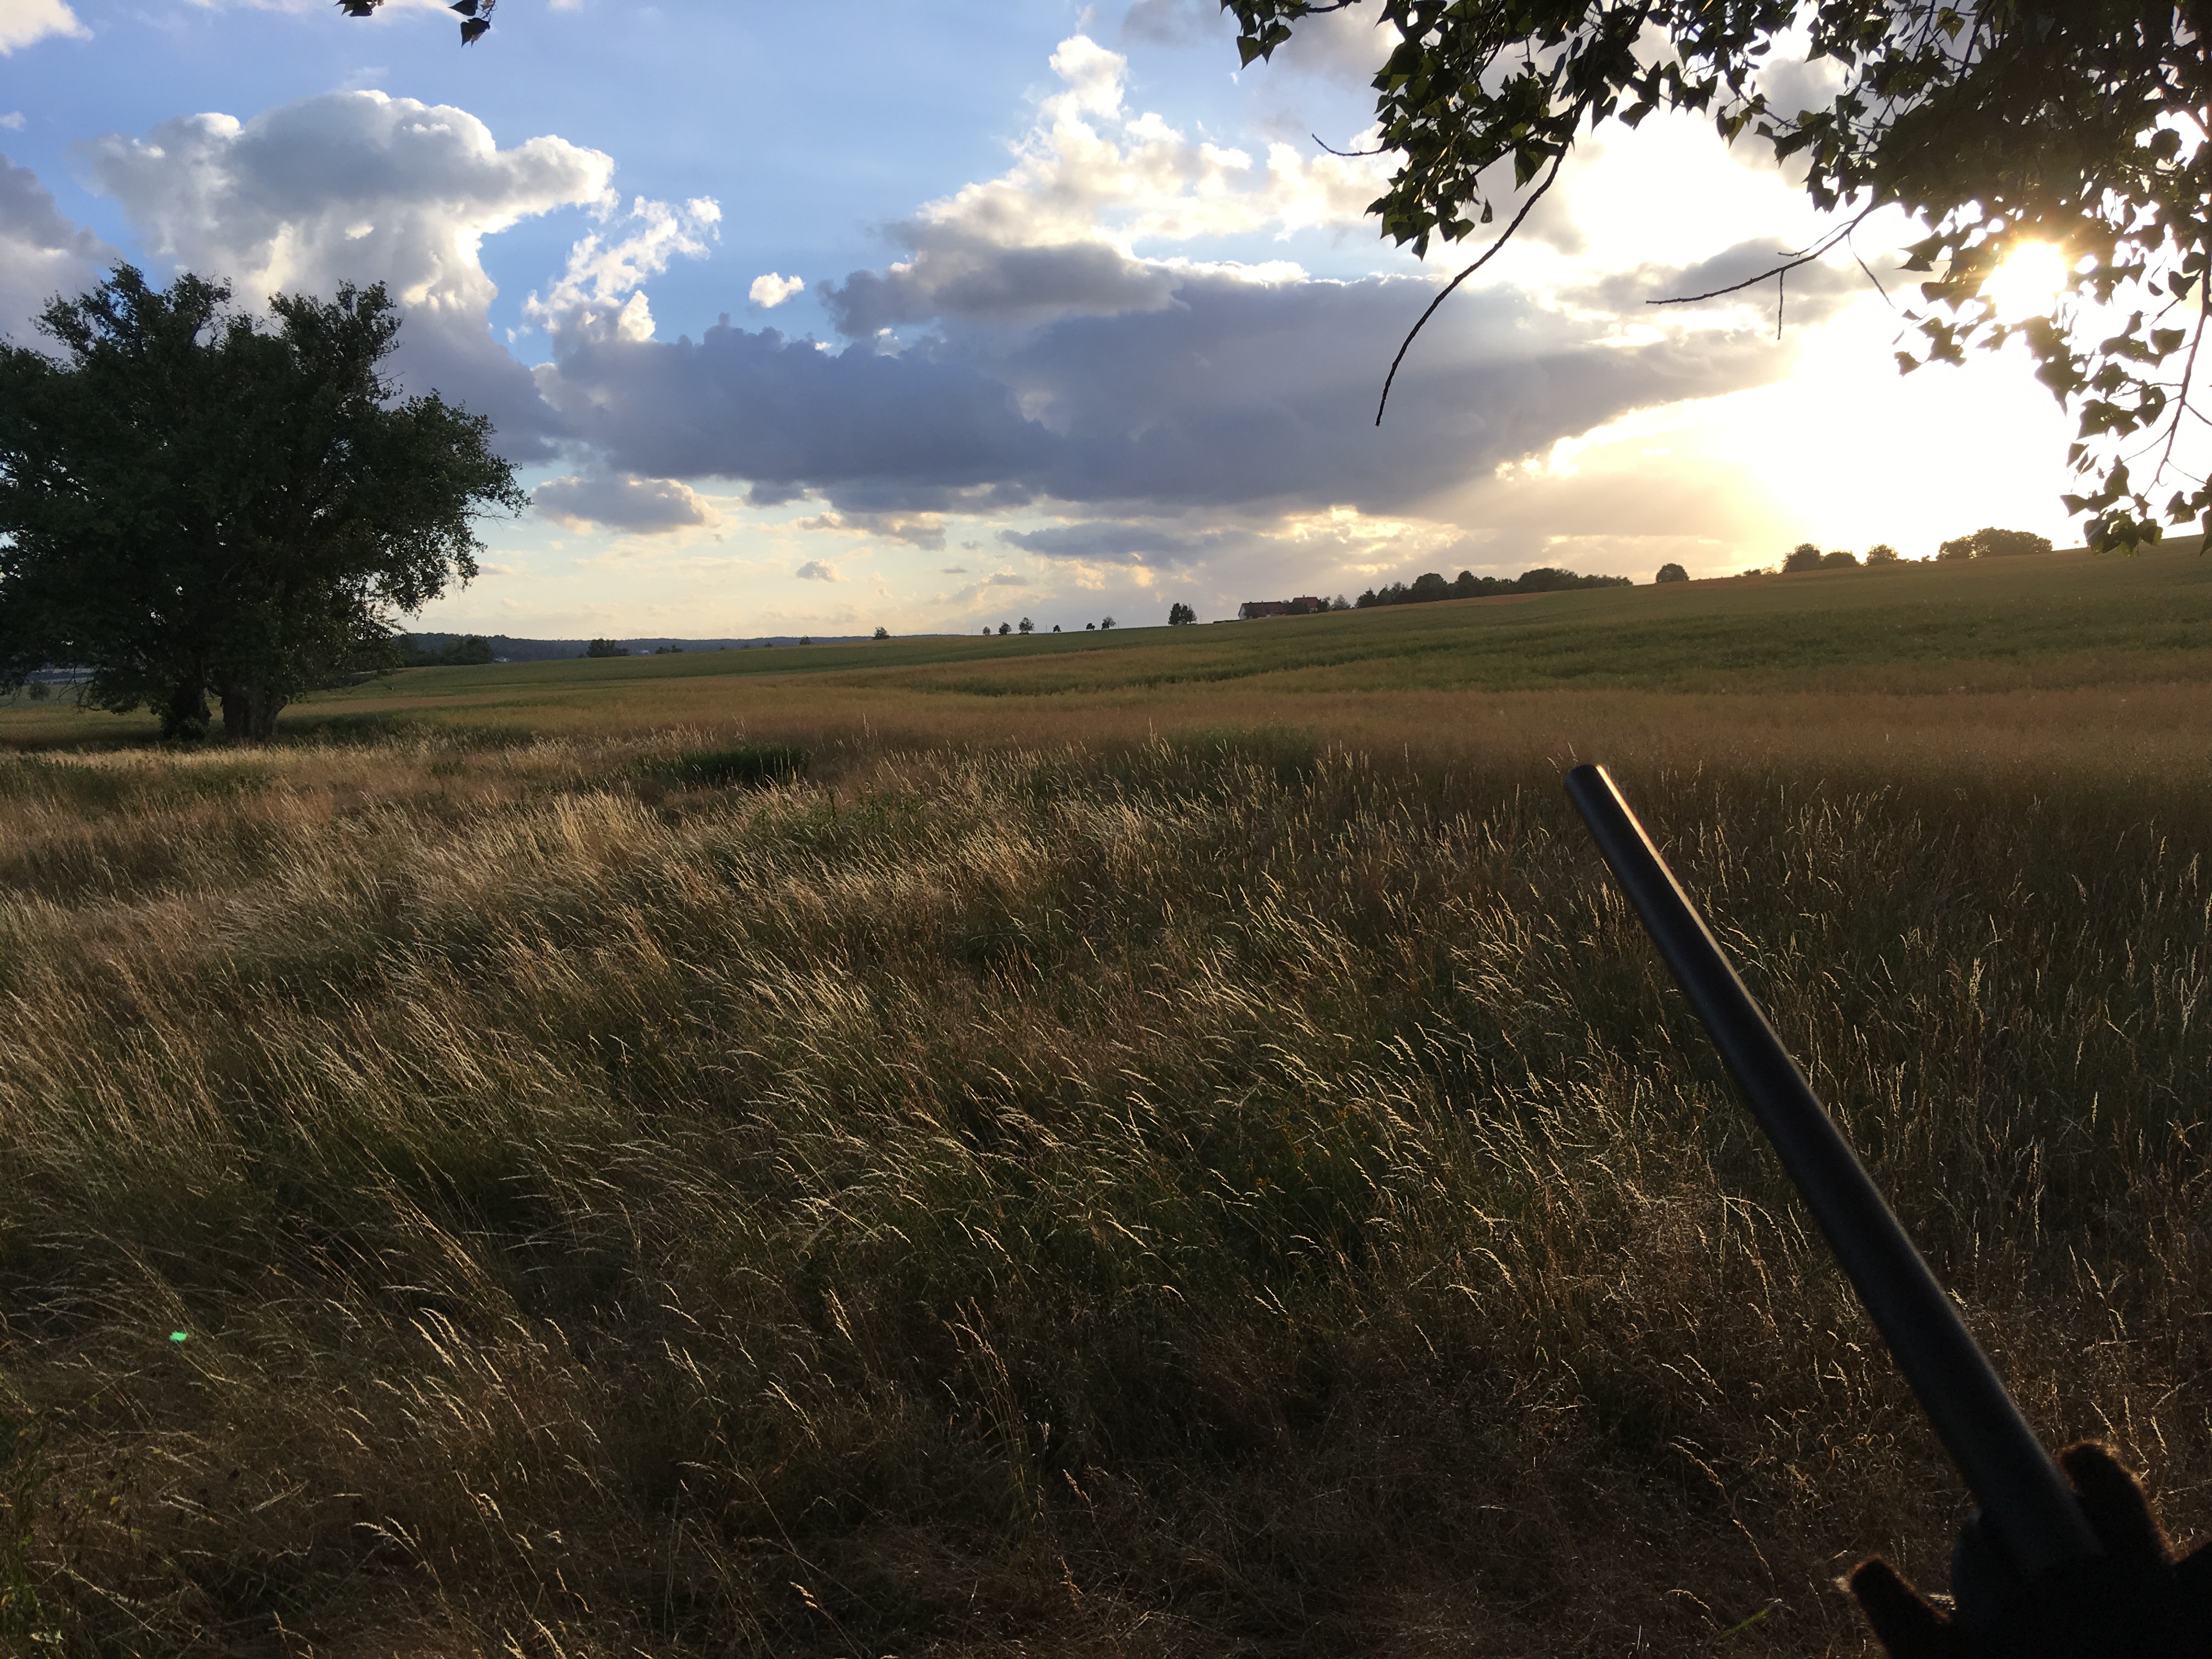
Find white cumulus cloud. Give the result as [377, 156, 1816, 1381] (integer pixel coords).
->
[794, 558, 842, 582]
[80, 89, 617, 455]
[525, 193, 720, 331]
[749, 272, 804, 308]
[0, 154, 116, 343]
[0, 0, 87, 53]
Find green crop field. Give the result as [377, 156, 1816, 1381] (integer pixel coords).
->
[1, 550, 2209, 1658]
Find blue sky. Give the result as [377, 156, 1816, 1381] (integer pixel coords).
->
[2, 0, 2087, 639]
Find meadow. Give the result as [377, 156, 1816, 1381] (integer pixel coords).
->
[1, 549, 2209, 1657]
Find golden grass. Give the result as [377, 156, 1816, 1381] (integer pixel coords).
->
[1, 551, 2209, 1656]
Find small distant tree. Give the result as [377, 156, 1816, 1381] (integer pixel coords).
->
[1167, 601, 1197, 627]
[1970, 527, 2055, 558]
[981, 625, 990, 635]
[873, 625, 889, 640]
[1822, 549, 1860, 569]
[1782, 543, 1825, 573]
[798, 635, 812, 646]
[1406, 571, 1452, 603]
[1099, 616, 1116, 630]
[1865, 544, 1901, 566]
[1936, 535, 1977, 562]
[1655, 562, 1688, 584]
[1330, 595, 1350, 611]
[1018, 617, 1034, 634]
[585, 638, 628, 657]
[1085, 622, 1096, 630]
[997, 622, 1011, 636]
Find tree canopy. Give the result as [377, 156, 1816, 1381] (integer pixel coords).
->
[1222, 2, 2208, 551]
[0, 266, 523, 742]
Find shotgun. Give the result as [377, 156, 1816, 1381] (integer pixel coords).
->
[1562, 763, 2099, 1577]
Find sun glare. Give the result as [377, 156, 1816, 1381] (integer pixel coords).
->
[1981, 241, 2072, 317]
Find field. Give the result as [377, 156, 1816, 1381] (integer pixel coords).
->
[1, 550, 2209, 1657]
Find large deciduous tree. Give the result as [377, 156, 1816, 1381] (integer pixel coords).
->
[1222, 2, 2211, 551]
[0, 266, 524, 743]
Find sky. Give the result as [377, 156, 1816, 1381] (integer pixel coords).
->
[0, 0, 2095, 640]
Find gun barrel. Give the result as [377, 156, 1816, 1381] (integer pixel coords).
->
[1563, 763, 2097, 1576]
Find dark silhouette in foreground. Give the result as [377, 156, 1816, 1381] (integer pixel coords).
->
[1854, 1442, 2210, 1656]
[1566, 765, 2212, 1657]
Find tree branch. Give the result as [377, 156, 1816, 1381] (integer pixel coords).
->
[1646, 207, 1877, 307]
[1376, 152, 1566, 427]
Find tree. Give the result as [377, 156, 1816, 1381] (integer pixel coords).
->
[1936, 535, 1978, 562]
[1782, 543, 1825, 573]
[1966, 527, 2055, 558]
[1167, 601, 1197, 626]
[1406, 571, 1453, 603]
[1866, 544, 1902, 566]
[1223, 2, 2210, 551]
[1018, 616, 1035, 634]
[1822, 548, 1861, 569]
[586, 639, 630, 657]
[1655, 562, 1688, 583]
[874, 625, 890, 639]
[1099, 616, 1116, 630]
[0, 267, 522, 743]
[997, 622, 1011, 635]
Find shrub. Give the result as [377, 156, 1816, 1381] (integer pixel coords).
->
[1822, 549, 1861, 569]
[641, 743, 809, 789]
[1655, 562, 1688, 584]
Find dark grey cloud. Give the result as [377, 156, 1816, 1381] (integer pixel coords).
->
[533, 470, 716, 533]
[0, 153, 115, 344]
[822, 232, 1177, 337]
[538, 318, 1057, 501]
[537, 264, 1790, 519]
[999, 521, 1234, 565]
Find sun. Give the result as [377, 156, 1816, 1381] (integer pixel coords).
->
[1980, 241, 2073, 318]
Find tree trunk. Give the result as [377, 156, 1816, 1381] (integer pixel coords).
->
[218, 678, 285, 745]
[160, 679, 211, 743]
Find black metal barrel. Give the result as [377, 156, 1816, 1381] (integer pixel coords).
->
[1563, 763, 2097, 1576]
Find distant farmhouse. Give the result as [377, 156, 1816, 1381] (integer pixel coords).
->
[1238, 596, 1326, 619]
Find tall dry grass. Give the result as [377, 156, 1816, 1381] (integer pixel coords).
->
[0, 724, 2206, 1657]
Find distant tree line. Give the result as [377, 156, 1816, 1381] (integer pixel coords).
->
[1771, 528, 2053, 574]
[401, 634, 494, 667]
[1356, 567, 1632, 608]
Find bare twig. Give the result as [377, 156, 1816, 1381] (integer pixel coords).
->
[1646, 207, 1877, 307]
[1376, 152, 1566, 427]
[1312, 132, 1389, 157]
[2157, 268, 2210, 481]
